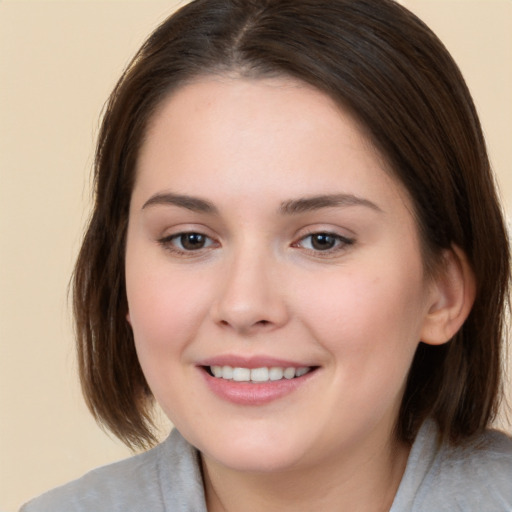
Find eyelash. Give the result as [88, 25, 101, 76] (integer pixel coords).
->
[158, 232, 218, 255]
[293, 232, 355, 255]
[158, 231, 355, 256]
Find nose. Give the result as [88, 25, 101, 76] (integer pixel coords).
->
[211, 247, 289, 335]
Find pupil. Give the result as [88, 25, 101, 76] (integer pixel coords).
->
[181, 233, 205, 250]
[312, 234, 335, 250]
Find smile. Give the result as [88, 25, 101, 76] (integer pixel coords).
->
[207, 365, 312, 382]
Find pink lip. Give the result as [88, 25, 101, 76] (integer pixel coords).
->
[197, 355, 318, 406]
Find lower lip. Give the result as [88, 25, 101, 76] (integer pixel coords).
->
[200, 368, 316, 406]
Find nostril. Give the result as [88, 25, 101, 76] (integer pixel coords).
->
[217, 318, 272, 330]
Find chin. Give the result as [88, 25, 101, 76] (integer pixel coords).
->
[205, 444, 307, 474]
[189, 424, 313, 474]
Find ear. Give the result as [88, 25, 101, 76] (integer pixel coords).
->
[420, 245, 476, 346]
[126, 311, 132, 326]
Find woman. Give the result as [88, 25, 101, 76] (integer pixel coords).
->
[22, 0, 512, 510]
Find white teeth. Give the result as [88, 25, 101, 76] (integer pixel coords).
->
[209, 365, 312, 382]
[269, 367, 284, 381]
[222, 365, 233, 379]
[232, 367, 251, 382]
[212, 366, 223, 378]
[250, 367, 269, 382]
[296, 367, 309, 377]
[283, 367, 296, 379]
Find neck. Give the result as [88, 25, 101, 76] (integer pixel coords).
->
[201, 437, 410, 512]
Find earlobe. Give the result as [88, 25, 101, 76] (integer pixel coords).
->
[126, 311, 132, 326]
[420, 246, 476, 346]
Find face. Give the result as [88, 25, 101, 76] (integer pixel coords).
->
[125, 77, 438, 474]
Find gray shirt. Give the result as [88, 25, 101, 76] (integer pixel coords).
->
[21, 420, 512, 511]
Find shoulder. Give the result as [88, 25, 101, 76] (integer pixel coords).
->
[439, 427, 512, 473]
[393, 420, 512, 512]
[20, 441, 165, 512]
[20, 429, 206, 512]
[431, 428, 512, 506]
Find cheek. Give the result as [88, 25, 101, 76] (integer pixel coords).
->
[295, 263, 428, 358]
[125, 249, 211, 356]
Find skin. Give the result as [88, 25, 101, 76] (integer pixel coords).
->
[125, 76, 472, 511]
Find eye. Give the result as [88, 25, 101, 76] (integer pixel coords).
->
[295, 232, 354, 253]
[159, 232, 217, 252]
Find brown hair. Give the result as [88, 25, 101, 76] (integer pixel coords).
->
[73, 0, 510, 449]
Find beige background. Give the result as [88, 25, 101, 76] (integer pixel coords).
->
[1, 1, 511, 510]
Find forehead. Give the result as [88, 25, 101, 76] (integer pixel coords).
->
[134, 76, 411, 216]
[141, 75, 356, 162]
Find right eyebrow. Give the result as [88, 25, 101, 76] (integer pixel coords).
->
[279, 193, 382, 215]
[142, 192, 217, 214]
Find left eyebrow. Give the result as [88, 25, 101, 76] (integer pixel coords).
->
[279, 194, 382, 215]
[142, 192, 218, 214]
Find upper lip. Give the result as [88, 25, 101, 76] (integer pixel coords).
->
[198, 355, 316, 369]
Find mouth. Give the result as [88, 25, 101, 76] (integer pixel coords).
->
[198, 357, 320, 405]
[204, 365, 315, 382]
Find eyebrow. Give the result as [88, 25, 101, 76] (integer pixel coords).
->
[279, 194, 382, 215]
[141, 192, 381, 215]
[142, 192, 218, 213]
